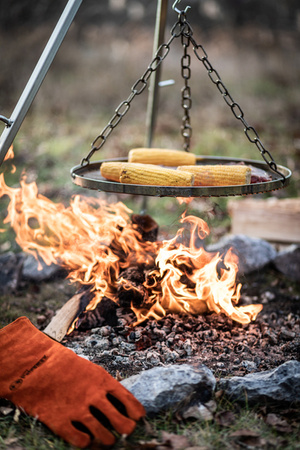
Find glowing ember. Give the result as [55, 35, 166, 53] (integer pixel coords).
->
[0, 165, 262, 325]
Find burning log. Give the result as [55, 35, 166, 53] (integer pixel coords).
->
[117, 266, 150, 309]
[131, 214, 159, 242]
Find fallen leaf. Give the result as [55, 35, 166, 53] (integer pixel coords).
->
[230, 429, 260, 438]
[229, 429, 264, 447]
[215, 410, 236, 427]
[143, 417, 158, 437]
[3, 437, 19, 445]
[161, 431, 191, 449]
[214, 390, 224, 400]
[265, 413, 293, 433]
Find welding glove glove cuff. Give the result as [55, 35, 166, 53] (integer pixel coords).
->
[0, 317, 145, 448]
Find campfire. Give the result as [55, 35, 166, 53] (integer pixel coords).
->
[1, 149, 299, 384]
[0, 150, 263, 336]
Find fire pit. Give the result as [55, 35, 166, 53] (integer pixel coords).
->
[0, 161, 299, 382]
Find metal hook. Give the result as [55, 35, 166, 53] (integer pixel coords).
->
[172, 0, 191, 14]
[0, 115, 13, 127]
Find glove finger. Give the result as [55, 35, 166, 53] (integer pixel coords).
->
[106, 386, 145, 421]
[72, 412, 116, 447]
[90, 398, 138, 437]
[49, 419, 92, 449]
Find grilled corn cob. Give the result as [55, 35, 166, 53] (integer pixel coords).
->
[128, 148, 196, 166]
[177, 164, 251, 186]
[100, 162, 125, 182]
[120, 163, 194, 186]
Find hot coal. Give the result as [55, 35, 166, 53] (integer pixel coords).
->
[64, 268, 300, 379]
[76, 297, 119, 330]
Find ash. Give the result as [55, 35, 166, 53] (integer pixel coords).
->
[64, 277, 300, 379]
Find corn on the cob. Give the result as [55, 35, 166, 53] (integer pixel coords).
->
[177, 165, 251, 186]
[120, 163, 194, 186]
[128, 148, 196, 166]
[100, 162, 125, 182]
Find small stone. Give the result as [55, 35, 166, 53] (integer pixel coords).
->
[183, 338, 193, 356]
[216, 362, 225, 369]
[100, 326, 112, 337]
[85, 336, 110, 349]
[242, 360, 257, 372]
[263, 291, 276, 301]
[146, 350, 161, 365]
[280, 329, 296, 341]
[119, 341, 136, 352]
[112, 337, 121, 346]
[182, 403, 214, 421]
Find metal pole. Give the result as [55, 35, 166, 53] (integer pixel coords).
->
[0, 0, 82, 167]
[145, 0, 169, 149]
[142, 0, 168, 213]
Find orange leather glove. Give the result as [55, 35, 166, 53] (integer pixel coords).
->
[0, 317, 145, 448]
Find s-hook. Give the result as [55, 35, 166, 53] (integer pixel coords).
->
[172, 0, 191, 14]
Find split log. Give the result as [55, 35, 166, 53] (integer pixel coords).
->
[228, 198, 300, 244]
[43, 293, 82, 341]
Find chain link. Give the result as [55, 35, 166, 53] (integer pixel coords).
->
[180, 13, 193, 152]
[81, 31, 178, 165]
[191, 37, 285, 181]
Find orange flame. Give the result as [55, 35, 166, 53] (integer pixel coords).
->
[0, 170, 262, 325]
[3, 145, 16, 173]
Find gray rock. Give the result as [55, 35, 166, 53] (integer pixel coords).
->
[206, 234, 277, 274]
[22, 253, 65, 282]
[219, 360, 300, 405]
[121, 363, 216, 416]
[0, 252, 24, 293]
[273, 244, 300, 282]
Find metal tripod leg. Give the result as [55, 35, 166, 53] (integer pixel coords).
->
[0, 0, 82, 166]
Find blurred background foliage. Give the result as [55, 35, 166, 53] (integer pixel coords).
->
[1, 0, 300, 32]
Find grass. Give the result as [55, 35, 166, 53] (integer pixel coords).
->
[0, 410, 70, 450]
[1, 395, 299, 449]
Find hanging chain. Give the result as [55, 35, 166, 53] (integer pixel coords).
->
[187, 34, 285, 181]
[80, 5, 285, 182]
[80, 20, 186, 166]
[180, 14, 193, 152]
